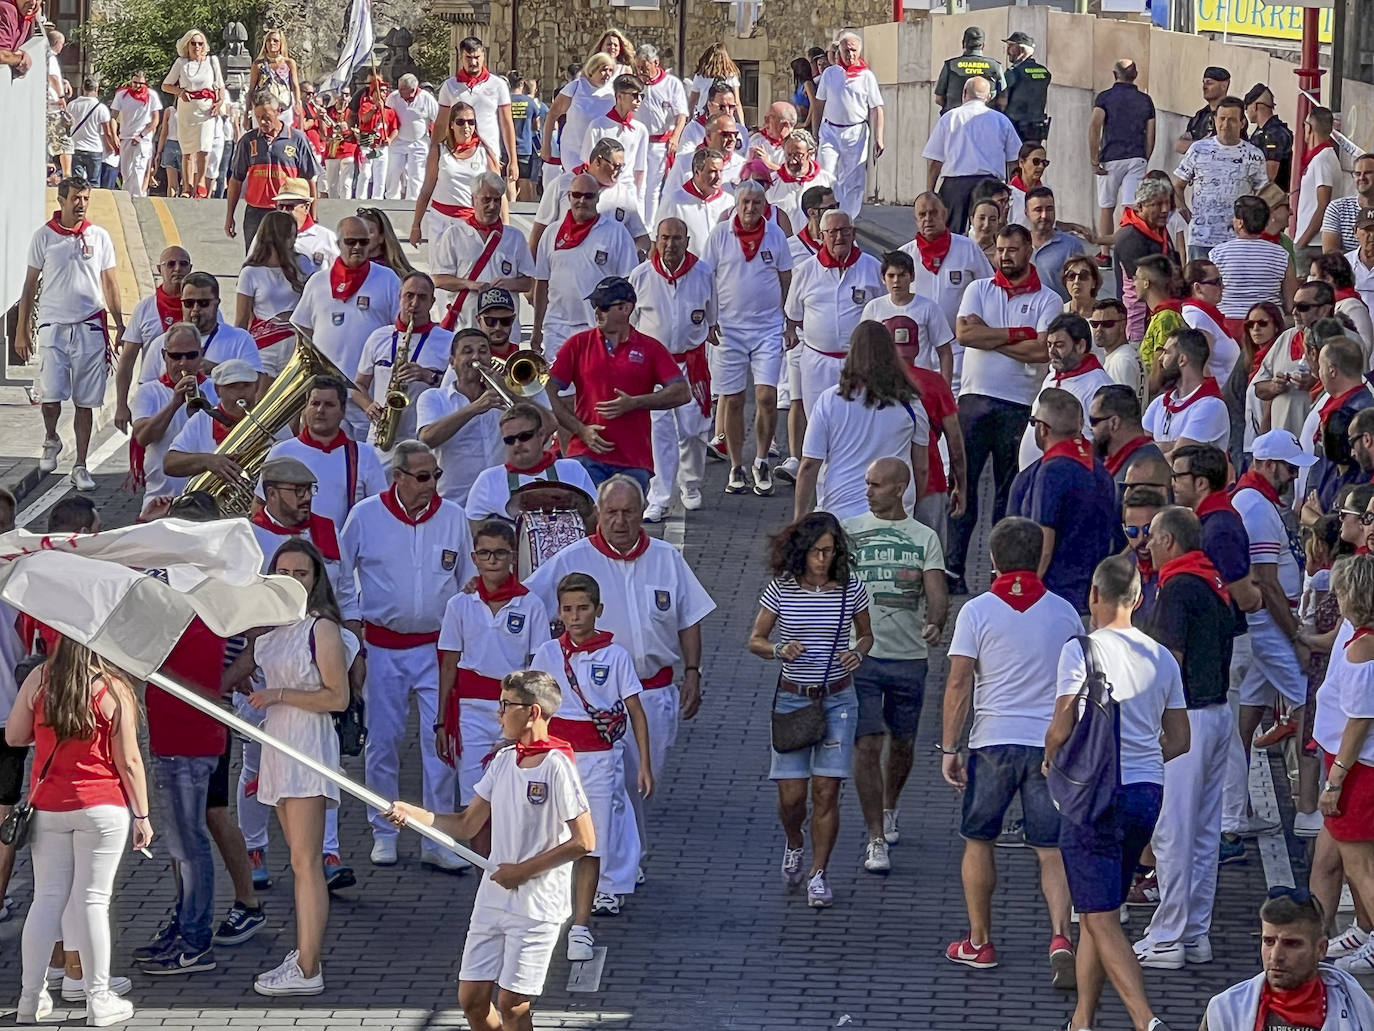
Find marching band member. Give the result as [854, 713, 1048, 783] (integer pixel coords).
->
[128, 322, 217, 508]
[139, 272, 262, 385]
[321, 88, 357, 200]
[416, 329, 506, 509]
[354, 272, 451, 451]
[431, 174, 533, 331]
[465, 402, 596, 530]
[163, 359, 267, 481]
[351, 73, 398, 201]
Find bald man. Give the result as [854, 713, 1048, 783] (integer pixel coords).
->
[843, 457, 948, 870]
[922, 77, 1021, 233]
[116, 245, 195, 431]
[749, 101, 797, 170]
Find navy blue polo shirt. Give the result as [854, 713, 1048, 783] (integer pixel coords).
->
[1200, 503, 1252, 635]
[1093, 82, 1156, 163]
[1014, 450, 1119, 612]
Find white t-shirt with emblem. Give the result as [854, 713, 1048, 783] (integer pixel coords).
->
[654, 183, 736, 254]
[439, 590, 552, 680]
[291, 263, 401, 387]
[532, 215, 638, 347]
[955, 278, 1062, 405]
[26, 222, 116, 325]
[899, 233, 995, 331]
[783, 251, 885, 355]
[701, 218, 794, 328]
[535, 170, 647, 241]
[861, 293, 954, 372]
[628, 255, 717, 354]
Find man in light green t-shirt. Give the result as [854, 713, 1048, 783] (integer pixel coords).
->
[841, 457, 948, 873]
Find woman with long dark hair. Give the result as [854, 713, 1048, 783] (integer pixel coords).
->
[1225, 300, 1286, 461]
[235, 211, 315, 377]
[8, 637, 151, 1026]
[790, 57, 817, 129]
[748, 513, 872, 909]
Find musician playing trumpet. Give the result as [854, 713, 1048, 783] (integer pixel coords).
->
[165, 359, 269, 485]
[416, 329, 507, 509]
[129, 322, 220, 512]
[354, 272, 451, 454]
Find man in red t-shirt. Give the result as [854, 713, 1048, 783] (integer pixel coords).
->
[546, 276, 691, 490]
[0, 0, 38, 76]
[903, 359, 967, 548]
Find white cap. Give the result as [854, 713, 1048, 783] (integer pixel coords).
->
[210, 359, 258, 387]
[1251, 429, 1318, 468]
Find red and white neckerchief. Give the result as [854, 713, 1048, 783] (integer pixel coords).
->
[554, 211, 597, 251]
[756, 128, 785, 147]
[153, 285, 182, 330]
[604, 106, 635, 128]
[462, 211, 503, 241]
[840, 59, 870, 79]
[651, 250, 698, 285]
[913, 230, 952, 274]
[1042, 436, 1095, 471]
[297, 427, 350, 454]
[248, 509, 342, 560]
[796, 225, 821, 255]
[988, 570, 1046, 612]
[46, 210, 92, 239]
[643, 67, 666, 86]
[777, 162, 821, 185]
[588, 528, 650, 561]
[1160, 376, 1223, 413]
[329, 258, 369, 301]
[992, 266, 1044, 298]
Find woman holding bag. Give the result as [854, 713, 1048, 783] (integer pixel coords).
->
[7, 636, 152, 1027]
[162, 29, 224, 198]
[748, 513, 871, 909]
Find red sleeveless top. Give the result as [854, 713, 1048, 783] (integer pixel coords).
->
[30, 680, 128, 812]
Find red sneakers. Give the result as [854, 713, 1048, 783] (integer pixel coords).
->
[945, 937, 998, 968]
[1050, 934, 1076, 989]
[1254, 719, 1296, 749]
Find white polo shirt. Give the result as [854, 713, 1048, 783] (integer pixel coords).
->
[921, 100, 1021, 178]
[140, 320, 263, 383]
[386, 89, 439, 144]
[861, 293, 954, 372]
[340, 490, 477, 634]
[1298, 145, 1342, 243]
[292, 263, 401, 387]
[414, 383, 505, 507]
[465, 458, 597, 523]
[1142, 382, 1231, 449]
[1181, 302, 1242, 383]
[899, 233, 995, 330]
[815, 64, 883, 126]
[662, 148, 746, 200]
[432, 222, 535, 329]
[531, 637, 641, 718]
[783, 250, 885, 356]
[702, 217, 793, 329]
[802, 384, 929, 519]
[27, 221, 115, 325]
[655, 183, 737, 253]
[169, 406, 290, 457]
[249, 509, 359, 622]
[111, 87, 162, 140]
[526, 536, 717, 682]
[635, 73, 688, 138]
[532, 214, 639, 341]
[355, 322, 452, 446]
[439, 591, 551, 680]
[955, 277, 1062, 405]
[1346, 248, 1374, 312]
[1018, 360, 1116, 468]
[1233, 482, 1302, 602]
[583, 111, 649, 202]
[130, 378, 219, 500]
[535, 169, 646, 240]
[628, 254, 717, 354]
[123, 288, 181, 362]
[438, 72, 511, 155]
[296, 223, 341, 272]
[259, 432, 388, 532]
[766, 166, 834, 236]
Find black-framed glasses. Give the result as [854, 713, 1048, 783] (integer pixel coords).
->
[1169, 469, 1196, 480]
[1027, 416, 1048, 430]
[181, 297, 215, 309]
[808, 545, 836, 558]
[481, 315, 515, 327]
[1089, 318, 1122, 329]
[497, 699, 531, 714]
[1197, 278, 1223, 287]
[1087, 413, 1113, 426]
[341, 237, 371, 247]
[397, 467, 443, 483]
[267, 482, 318, 497]
[1293, 301, 1323, 313]
[1122, 524, 1151, 540]
[502, 428, 538, 446]
[1360, 511, 1374, 527]
[165, 350, 202, 360]
[474, 548, 513, 561]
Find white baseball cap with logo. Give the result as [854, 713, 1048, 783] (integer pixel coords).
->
[1251, 429, 1318, 467]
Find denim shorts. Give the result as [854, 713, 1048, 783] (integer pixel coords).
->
[769, 686, 858, 780]
[1060, 782, 1163, 912]
[854, 657, 927, 738]
[574, 457, 651, 493]
[960, 743, 1059, 847]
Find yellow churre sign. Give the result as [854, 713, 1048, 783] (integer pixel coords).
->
[1194, 0, 1334, 43]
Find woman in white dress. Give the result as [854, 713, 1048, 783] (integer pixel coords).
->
[539, 53, 615, 176]
[248, 30, 301, 129]
[237, 539, 353, 997]
[410, 101, 500, 256]
[234, 211, 314, 378]
[162, 29, 223, 199]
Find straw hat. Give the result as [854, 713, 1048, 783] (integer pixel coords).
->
[176, 29, 209, 59]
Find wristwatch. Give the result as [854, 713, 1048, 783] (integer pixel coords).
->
[1323, 779, 1343, 794]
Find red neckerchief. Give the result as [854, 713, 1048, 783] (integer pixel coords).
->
[777, 162, 820, 184]
[154, 286, 181, 330]
[651, 250, 698, 284]
[554, 211, 597, 250]
[693, 112, 707, 128]
[157, 371, 205, 390]
[1346, 626, 1374, 649]
[454, 67, 491, 88]
[1162, 376, 1223, 412]
[1052, 353, 1104, 385]
[1183, 298, 1236, 341]
[1042, 436, 1095, 471]
[1254, 975, 1327, 1031]
[1320, 383, 1368, 425]
[1119, 206, 1169, 246]
[1260, 231, 1282, 243]
[394, 317, 435, 333]
[817, 244, 861, 270]
[1158, 549, 1230, 603]
[569, 163, 589, 176]
[1336, 287, 1362, 304]
[249, 509, 341, 560]
[841, 59, 869, 79]
[914, 230, 953, 274]
[1300, 139, 1335, 178]
[476, 572, 529, 604]
[1009, 173, 1027, 191]
[46, 210, 91, 236]
[452, 135, 484, 158]
[212, 407, 237, 444]
[683, 178, 723, 202]
[589, 528, 650, 561]
[757, 128, 785, 146]
[329, 258, 369, 301]
[462, 211, 503, 241]
[297, 427, 349, 453]
[119, 83, 150, 104]
[1195, 491, 1238, 520]
[559, 629, 615, 656]
[989, 571, 1047, 612]
[643, 68, 666, 86]
[733, 215, 766, 261]
[1103, 434, 1153, 476]
[506, 450, 557, 475]
[514, 735, 577, 765]
[797, 225, 821, 255]
[1233, 469, 1280, 506]
[605, 105, 635, 127]
[1151, 298, 1184, 315]
[993, 266, 1044, 297]
[301, 211, 317, 231]
[1290, 328, 1307, 363]
[379, 484, 442, 525]
[1248, 342, 1274, 384]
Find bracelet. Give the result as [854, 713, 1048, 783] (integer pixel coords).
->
[1333, 758, 1352, 771]
[772, 642, 783, 660]
[938, 745, 958, 755]
[431, 722, 444, 732]
[131, 812, 148, 820]
[683, 665, 700, 673]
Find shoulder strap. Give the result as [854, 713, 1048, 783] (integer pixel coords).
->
[1074, 634, 1095, 683]
[307, 617, 320, 662]
[70, 103, 100, 136]
[343, 439, 359, 514]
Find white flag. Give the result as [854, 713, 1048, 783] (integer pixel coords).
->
[0, 519, 306, 679]
[320, 0, 375, 96]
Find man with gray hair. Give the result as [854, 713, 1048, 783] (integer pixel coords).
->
[385, 73, 439, 200]
[922, 76, 1020, 234]
[1114, 175, 1178, 340]
[633, 43, 688, 225]
[813, 30, 884, 218]
[656, 146, 737, 252]
[766, 129, 833, 235]
[748, 101, 797, 170]
[431, 172, 534, 330]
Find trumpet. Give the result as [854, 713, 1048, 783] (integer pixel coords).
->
[471, 350, 550, 409]
[186, 386, 236, 428]
[375, 317, 414, 452]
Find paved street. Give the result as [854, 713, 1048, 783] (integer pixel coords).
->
[0, 195, 1327, 1029]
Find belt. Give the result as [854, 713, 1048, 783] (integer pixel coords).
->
[779, 675, 852, 698]
[549, 717, 612, 752]
[824, 120, 863, 128]
[456, 667, 503, 700]
[805, 344, 848, 360]
[546, 156, 562, 166]
[363, 623, 440, 649]
[641, 665, 674, 690]
[649, 131, 674, 143]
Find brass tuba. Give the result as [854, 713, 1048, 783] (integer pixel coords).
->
[374, 316, 413, 453]
[470, 349, 550, 409]
[181, 331, 355, 515]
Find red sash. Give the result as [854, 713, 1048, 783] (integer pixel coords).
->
[676, 344, 712, 417]
[364, 623, 440, 649]
[248, 315, 295, 349]
[431, 200, 475, 221]
[441, 224, 505, 330]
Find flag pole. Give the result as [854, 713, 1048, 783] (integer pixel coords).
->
[146, 673, 497, 873]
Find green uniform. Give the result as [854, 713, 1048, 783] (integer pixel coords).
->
[934, 50, 1006, 108]
[1003, 57, 1051, 142]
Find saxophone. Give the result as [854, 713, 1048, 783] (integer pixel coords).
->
[374, 316, 414, 453]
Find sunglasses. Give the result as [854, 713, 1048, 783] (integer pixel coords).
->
[1089, 318, 1122, 329]
[1245, 319, 1274, 329]
[1030, 157, 1050, 167]
[1087, 413, 1113, 426]
[569, 190, 598, 200]
[474, 548, 513, 561]
[454, 118, 477, 127]
[1027, 416, 1048, 429]
[1197, 278, 1223, 287]
[397, 467, 443, 483]
[502, 428, 539, 446]
[1293, 301, 1323, 313]
[181, 297, 215, 308]
[1065, 271, 1094, 281]
[165, 350, 202, 360]
[1122, 524, 1151, 540]
[341, 237, 371, 247]
[481, 315, 515, 327]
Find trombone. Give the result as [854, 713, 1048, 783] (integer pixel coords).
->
[470, 349, 549, 408]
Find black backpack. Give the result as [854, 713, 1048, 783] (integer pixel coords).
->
[1047, 636, 1121, 825]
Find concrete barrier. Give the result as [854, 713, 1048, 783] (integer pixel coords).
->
[1, 37, 48, 330]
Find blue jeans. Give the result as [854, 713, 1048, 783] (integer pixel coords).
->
[151, 754, 219, 951]
[574, 457, 651, 493]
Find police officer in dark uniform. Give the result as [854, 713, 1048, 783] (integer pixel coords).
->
[1175, 66, 1231, 153]
[935, 27, 1006, 111]
[998, 31, 1051, 144]
[1244, 83, 1294, 185]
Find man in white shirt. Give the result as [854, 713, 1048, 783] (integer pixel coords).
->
[813, 31, 884, 219]
[1350, 208, 1374, 312]
[1092, 298, 1147, 410]
[582, 74, 649, 216]
[1294, 106, 1342, 270]
[674, 81, 746, 158]
[67, 76, 112, 185]
[464, 401, 595, 529]
[138, 272, 263, 384]
[1142, 328, 1230, 456]
[1173, 97, 1267, 260]
[114, 245, 193, 430]
[923, 77, 1020, 234]
[629, 217, 717, 521]
[1018, 313, 1114, 468]
[1253, 280, 1333, 437]
[384, 74, 438, 201]
[766, 130, 833, 236]
[747, 101, 796, 171]
[16, 178, 123, 490]
[703, 181, 793, 497]
[163, 359, 266, 488]
[110, 70, 162, 198]
[432, 173, 534, 330]
[661, 114, 745, 202]
[656, 147, 737, 254]
[633, 44, 688, 226]
[416, 329, 506, 508]
[946, 223, 1061, 593]
[531, 174, 639, 359]
[941, 515, 1081, 980]
[129, 322, 218, 509]
[529, 138, 649, 258]
[863, 249, 955, 384]
[436, 36, 516, 185]
[783, 208, 884, 417]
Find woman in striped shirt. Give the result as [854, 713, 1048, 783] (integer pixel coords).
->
[1207, 195, 1297, 324]
[748, 513, 872, 909]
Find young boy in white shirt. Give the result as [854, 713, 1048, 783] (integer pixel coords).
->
[386, 669, 593, 1030]
[531, 571, 653, 963]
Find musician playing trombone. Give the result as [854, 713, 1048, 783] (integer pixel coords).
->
[416, 329, 507, 509]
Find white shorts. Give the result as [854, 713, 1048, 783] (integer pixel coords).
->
[1096, 157, 1147, 211]
[459, 905, 563, 996]
[458, 698, 502, 806]
[258, 339, 295, 378]
[573, 748, 619, 859]
[800, 346, 845, 416]
[1237, 612, 1307, 708]
[782, 343, 803, 406]
[715, 325, 783, 397]
[37, 320, 109, 407]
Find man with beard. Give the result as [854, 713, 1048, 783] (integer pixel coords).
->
[138, 272, 262, 386]
[1017, 314, 1113, 468]
[1142, 328, 1229, 456]
[1090, 384, 1163, 485]
[1347, 407, 1374, 480]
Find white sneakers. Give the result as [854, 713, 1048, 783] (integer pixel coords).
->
[883, 808, 900, 845]
[774, 457, 800, 484]
[16, 987, 52, 1024]
[254, 950, 324, 996]
[61, 976, 132, 1001]
[419, 846, 471, 874]
[70, 466, 96, 492]
[1338, 935, 1374, 976]
[39, 436, 61, 474]
[85, 991, 134, 1027]
[1328, 923, 1370, 958]
[370, 838, 398, 866]
[681, 489, 703, 511]
[780, 845, 805, 888]
[567, 925, 595, 962]
[1133, 938, 1185, 970]
[863, 838, 891, 873]
[643, 503, 667, 523]
[591, 891, 620, 916]
[1293, 809, 1324, 837]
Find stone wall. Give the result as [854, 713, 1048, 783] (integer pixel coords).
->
[266, 0, 443, 85]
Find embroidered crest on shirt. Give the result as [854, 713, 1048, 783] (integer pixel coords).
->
[690, 309, 705, 324]
[949, 270, 962, 285]
[654, 589, 671, 611]
[357, 295, 370, 310]
[331, 312, 345, 325]
[851, 287, 867, 304]
[527, 781, 548, 805]
[594, 250, 608, 266]
[591, 664, 610, 686]
[505, 611, 527, 635]
[441, 549, 458, 570]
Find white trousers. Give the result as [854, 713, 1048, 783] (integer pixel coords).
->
[1221, 633, 1251, 836]
[601, 685, 679, 896]
[364, 643, 459, 857]
[800, 346, 845, 417]
[356, 152, 389, 200]
[818, 122, 870, 219]
[1145, 703, 1231, 946]
[385, 140, 427, 199]
[326, 158, 356, 200]
[119, 138, 152, 197]
[22, 805, 129, 998]
[596, 741, 644, 896]
[643, 141, 670, 227]
[647, 401, 710, 509]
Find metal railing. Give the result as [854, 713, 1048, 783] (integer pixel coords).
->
[1, 36, 49, 386]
